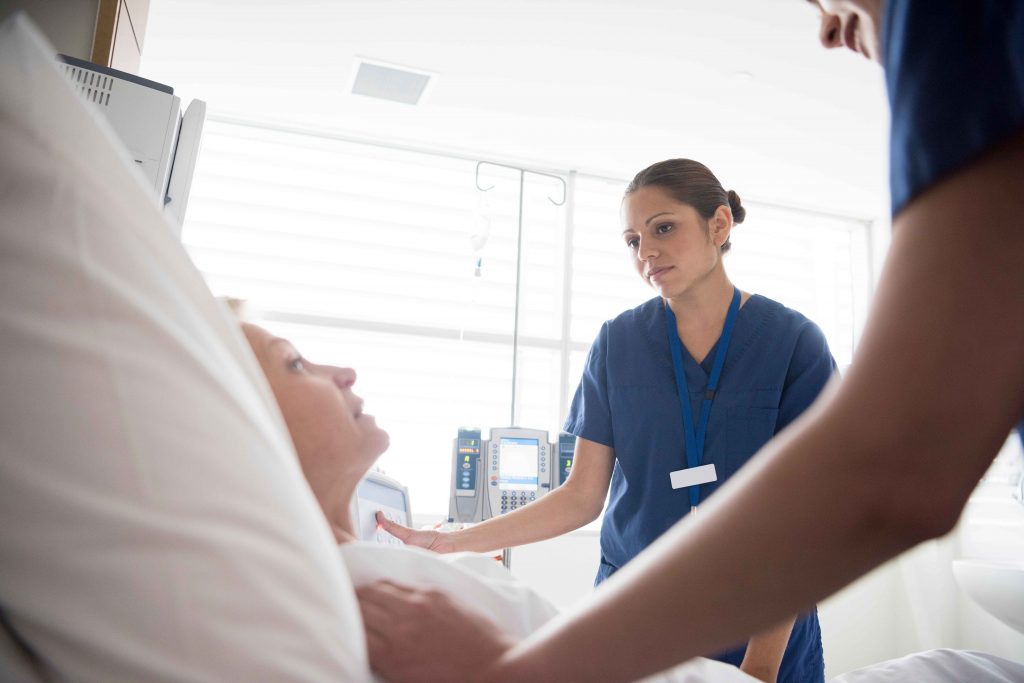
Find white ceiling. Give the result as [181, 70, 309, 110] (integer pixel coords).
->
[142, 0, 891, 220]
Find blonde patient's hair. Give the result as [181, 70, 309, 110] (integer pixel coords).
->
[220, 296, 249, 321]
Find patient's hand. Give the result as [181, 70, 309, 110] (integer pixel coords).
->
[376, 512, 456, 553]
[357, 580, 515, 683]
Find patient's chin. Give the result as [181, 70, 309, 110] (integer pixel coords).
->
[364, 418, 390, 455]
[351, 429, 390, 473]
[372, 429, 390, 458]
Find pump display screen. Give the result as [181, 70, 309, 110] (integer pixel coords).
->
[497, 437, 539, 491]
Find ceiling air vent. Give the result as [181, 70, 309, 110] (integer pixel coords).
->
[351, 59, 432, 105]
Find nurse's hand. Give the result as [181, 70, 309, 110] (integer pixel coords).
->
[376, 511, 457, 553]
[357, 579, 515, 683]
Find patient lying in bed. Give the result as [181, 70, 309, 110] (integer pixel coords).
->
[236, 317, 1024, 683]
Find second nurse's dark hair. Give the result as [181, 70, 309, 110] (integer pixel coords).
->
[625, 159, 746, 253]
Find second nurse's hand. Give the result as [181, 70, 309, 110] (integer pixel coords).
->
[375, 511, 457, 553]
[357, 580, 515, 683]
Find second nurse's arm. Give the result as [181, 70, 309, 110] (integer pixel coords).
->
[378, 436, 615, 553]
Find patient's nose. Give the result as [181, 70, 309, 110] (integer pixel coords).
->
[332, 366, 356, 389]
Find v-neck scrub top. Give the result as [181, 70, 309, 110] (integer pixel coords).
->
[564, 294, 836, 682]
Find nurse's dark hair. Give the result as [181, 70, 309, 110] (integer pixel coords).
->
[624, 158, 745, 253]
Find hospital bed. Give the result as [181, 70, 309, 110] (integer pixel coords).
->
[1, 12, 1021, 683]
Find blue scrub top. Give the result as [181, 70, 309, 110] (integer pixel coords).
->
[883, 1, 1024, 446]
[565, 294, 836, 683]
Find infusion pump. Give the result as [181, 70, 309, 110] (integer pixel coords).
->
[448, 427, 577, 524]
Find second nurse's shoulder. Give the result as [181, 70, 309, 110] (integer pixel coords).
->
[744, 293, 819, 332]
[743, 294, 832, 362]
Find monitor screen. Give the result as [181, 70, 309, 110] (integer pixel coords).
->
[497, 437, 539, 491]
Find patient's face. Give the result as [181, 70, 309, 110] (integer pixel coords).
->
[242, 323, 389, 505]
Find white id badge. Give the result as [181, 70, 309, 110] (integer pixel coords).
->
[669, 464, 718, 490]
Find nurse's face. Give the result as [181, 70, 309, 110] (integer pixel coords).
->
[621, 186, 729, 300]
[809, 0, 883, 63]
[242, 323, 389, 513]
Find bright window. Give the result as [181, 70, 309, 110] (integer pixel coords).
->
[183, 119, 871, 515]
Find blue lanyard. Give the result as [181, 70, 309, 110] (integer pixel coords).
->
[663, 287, 741, 509]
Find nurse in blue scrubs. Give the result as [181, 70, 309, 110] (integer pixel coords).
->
[565, 158, 835, 683]
[380, 157, 836, 683]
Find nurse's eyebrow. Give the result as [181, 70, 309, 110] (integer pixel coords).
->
[644, 212, 673, 227]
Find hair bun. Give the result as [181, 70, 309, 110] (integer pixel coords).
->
[727, 190, 746, 224]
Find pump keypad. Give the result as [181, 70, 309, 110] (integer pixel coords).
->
[374, 510, 406, 546]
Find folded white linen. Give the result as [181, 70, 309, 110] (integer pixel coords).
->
[831, 648, 1024, 683]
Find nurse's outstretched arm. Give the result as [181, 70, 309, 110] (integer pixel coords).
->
[377, 437, 615, 553]
[470, 132, 1024, 683]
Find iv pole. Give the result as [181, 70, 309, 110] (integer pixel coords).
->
[474, 161, 567, 426]
[474, 161, 566, 571]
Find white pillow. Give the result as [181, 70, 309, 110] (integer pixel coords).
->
[0, 13, 370, 682]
